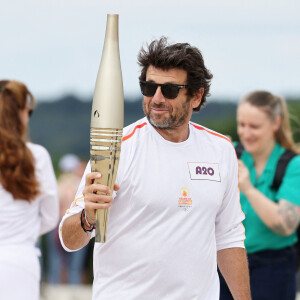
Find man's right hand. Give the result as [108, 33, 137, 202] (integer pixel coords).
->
[61, 172, 120, 250]
[83, 172, 120, 224]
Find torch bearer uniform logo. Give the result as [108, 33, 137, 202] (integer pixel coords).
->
[178, 187, 192, 212]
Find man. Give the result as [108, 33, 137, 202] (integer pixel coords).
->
[59, 37, 251, 300]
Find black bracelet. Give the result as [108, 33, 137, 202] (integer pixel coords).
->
[80, 209, 95, 233]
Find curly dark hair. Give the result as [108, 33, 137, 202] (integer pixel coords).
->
[138, 37, 213, 111]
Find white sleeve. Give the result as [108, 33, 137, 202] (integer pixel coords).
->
[215, 145, 245, 251]
[59, 161, 94, 252]
[36, 146, 60, 236]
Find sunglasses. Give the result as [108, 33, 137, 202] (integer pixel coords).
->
[139, 81, 189, 99]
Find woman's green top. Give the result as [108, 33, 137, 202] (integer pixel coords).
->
[235, 142, 300, 254]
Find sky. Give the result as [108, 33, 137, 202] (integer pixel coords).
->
[1, 0, 300, 102]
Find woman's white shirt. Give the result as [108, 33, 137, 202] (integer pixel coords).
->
[0, 142, 59, 246]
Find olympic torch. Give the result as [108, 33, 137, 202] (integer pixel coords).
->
[90, 14, 124, 243]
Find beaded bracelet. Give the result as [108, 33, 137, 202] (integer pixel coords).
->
[84, 210, 96, 228]
[80, 209, 95, 233]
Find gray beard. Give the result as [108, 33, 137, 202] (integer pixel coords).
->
[148, 114, 173, 129]
[146, 109, 189, 130]
[143, 96, 191, 130]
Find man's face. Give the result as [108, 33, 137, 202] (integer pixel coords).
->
[143, 66, 195, 130]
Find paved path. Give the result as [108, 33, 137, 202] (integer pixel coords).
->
[41, 284, 300, 300]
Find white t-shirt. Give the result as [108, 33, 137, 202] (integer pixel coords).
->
[0, 142, 59, 245]
[60, 118, 245, 300]
[0, 142, 59, 300]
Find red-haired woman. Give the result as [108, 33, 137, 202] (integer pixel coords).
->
[0, 80, 59, 299]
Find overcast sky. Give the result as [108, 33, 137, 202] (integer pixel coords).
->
[1, 0, 300, 101]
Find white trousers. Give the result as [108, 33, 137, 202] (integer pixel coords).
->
[0, 245, 40, 300]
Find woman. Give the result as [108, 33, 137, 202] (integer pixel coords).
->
[220, 91, 300, 300]
[0, 80, 59, 299]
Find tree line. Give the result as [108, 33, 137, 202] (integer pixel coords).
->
[29, 95, 300, 170]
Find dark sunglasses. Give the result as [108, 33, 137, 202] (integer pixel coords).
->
[139, 81, 189, 99]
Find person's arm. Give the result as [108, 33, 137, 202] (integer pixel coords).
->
[61, 212, 92, 250]
[238, 160, 300, 236]
[61, 172, 119, 250]
[218, 247, 251, 300]
[35, 145, 59, 235]
[215, 143, 249, 298]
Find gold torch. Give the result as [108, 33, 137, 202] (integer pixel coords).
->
[90, 14, 124, 243]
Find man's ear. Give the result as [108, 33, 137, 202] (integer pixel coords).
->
[191, 88, 204, 109]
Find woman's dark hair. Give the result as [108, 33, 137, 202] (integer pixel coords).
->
[138, 37, 213, 111]
[0, 80, 40, 201]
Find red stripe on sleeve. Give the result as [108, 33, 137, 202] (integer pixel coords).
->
[190, 123, 232, 144]
[122, 122, 147, 142]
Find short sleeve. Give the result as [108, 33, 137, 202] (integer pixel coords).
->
[215, 144, 245, 251]
[37, 147, 60, 235]
[27, 143, 59, 236]
[276, 155, 300, 206]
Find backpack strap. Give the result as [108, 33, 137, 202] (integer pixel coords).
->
[271, 150, 297, 191]
[235, 142, 244, 159]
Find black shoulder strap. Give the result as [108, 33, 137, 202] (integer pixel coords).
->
[234, 143, 297, 191]
[271, 150, 297, 191]
[235, 142, 244, 159]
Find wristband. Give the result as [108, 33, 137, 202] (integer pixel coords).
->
[80, 209, 95, 233]
[84, 210, 96, 228]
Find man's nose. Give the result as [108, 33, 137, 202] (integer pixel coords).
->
[152, 86, 166, 104]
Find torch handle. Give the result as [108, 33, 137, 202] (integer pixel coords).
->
[90, 127, 122, 242]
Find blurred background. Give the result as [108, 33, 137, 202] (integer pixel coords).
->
[1, 0, 300, 167]
[1, 0, 300, 298]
